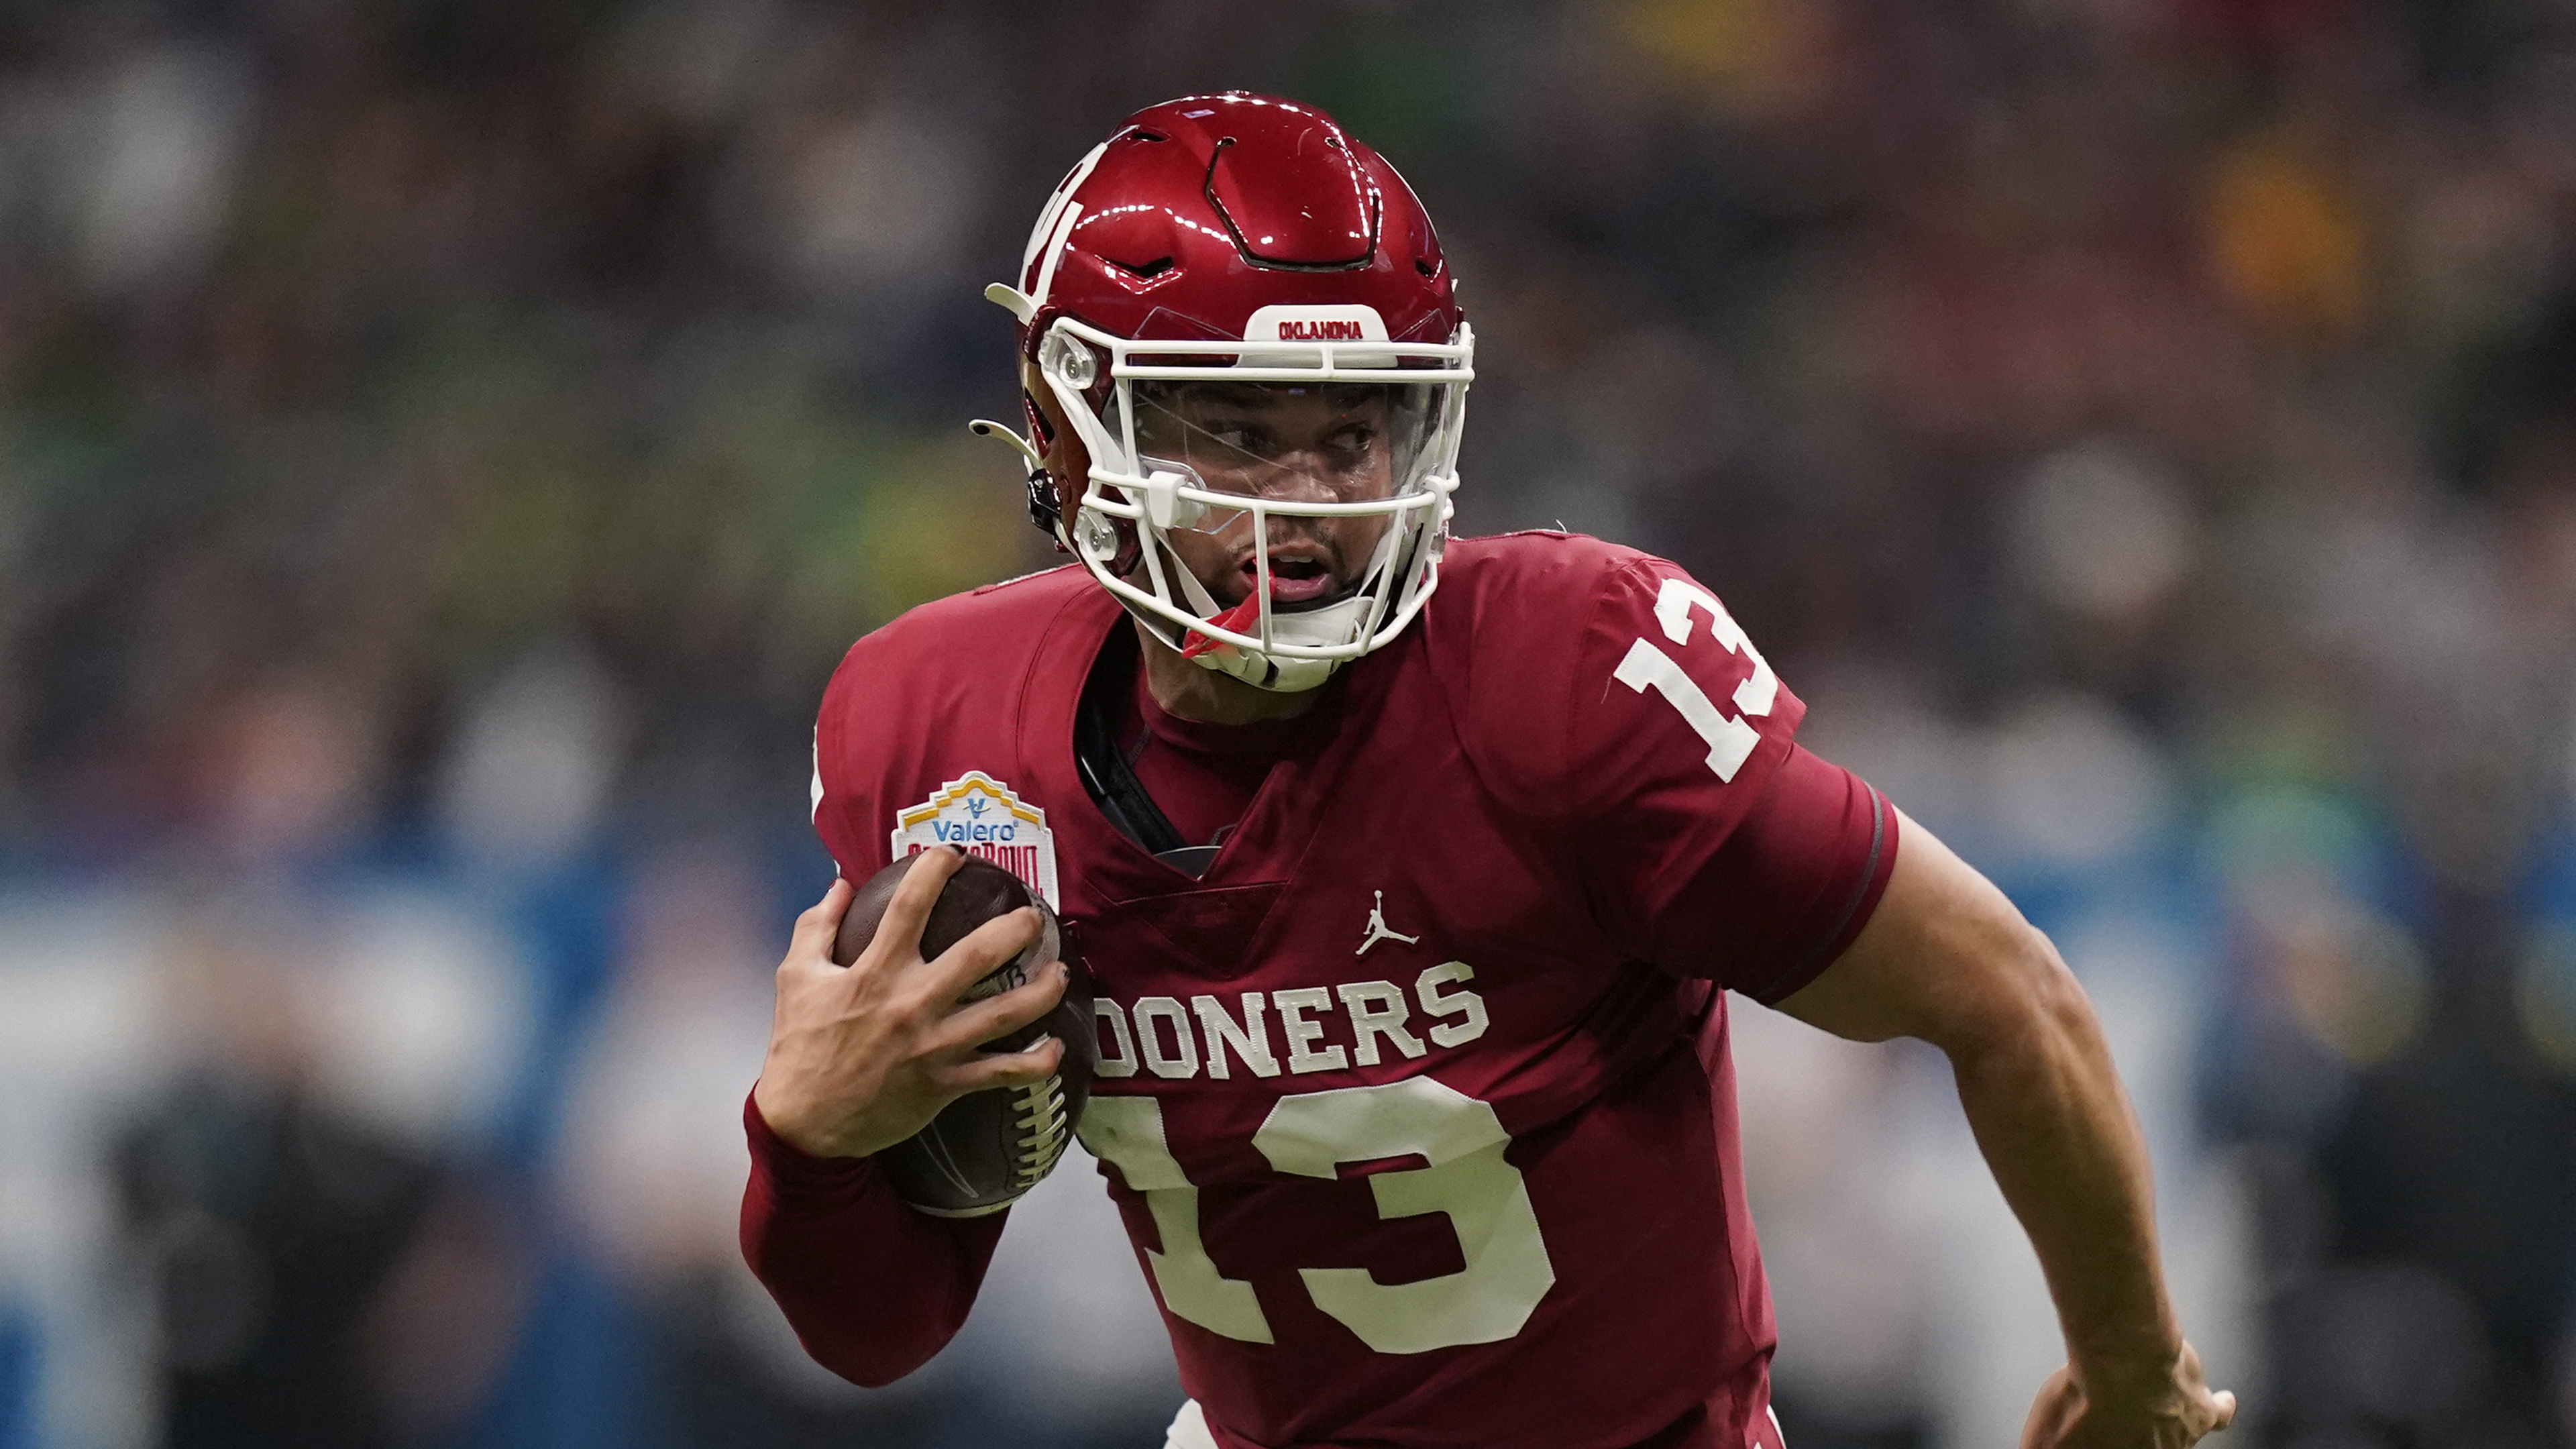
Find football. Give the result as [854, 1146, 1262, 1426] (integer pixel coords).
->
[835, 853, 1095, 1217]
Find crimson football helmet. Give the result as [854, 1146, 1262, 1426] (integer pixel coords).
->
[975, 93, 1472, 692]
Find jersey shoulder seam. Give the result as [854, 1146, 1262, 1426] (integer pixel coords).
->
[973, 562, 1084, 595]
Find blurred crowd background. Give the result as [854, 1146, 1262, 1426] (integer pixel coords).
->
[2, 0, 2575, 1446]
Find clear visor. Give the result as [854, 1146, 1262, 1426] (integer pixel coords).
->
[1119, 379, 1446, 537]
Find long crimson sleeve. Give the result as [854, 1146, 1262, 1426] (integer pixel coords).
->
[738, 1091, 1008, 1387]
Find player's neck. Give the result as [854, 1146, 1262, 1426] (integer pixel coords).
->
[1134, 620, 1324, 727]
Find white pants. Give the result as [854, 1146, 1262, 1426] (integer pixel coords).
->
[1163, 1400, 1219, 1449]
[1160, 1399, 1786, 1448]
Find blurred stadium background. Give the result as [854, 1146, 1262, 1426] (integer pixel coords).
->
[2, 1, 2575, 1446]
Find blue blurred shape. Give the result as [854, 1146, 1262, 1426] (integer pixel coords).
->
[0, 1302, 35, 1449]
[466, 1251, 660, 1449]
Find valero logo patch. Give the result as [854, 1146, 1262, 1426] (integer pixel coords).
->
[890, 771, 1061, 908]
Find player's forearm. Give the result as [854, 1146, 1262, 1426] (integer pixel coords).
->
[1783, 819, 2182, 1381]
[739, 1091, 1005, 1387]
[1943, 956, 2180, 1385]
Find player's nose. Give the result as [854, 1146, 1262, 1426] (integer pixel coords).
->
[1231, 452, 1340, 504]
[1258, 509, 1336, 555]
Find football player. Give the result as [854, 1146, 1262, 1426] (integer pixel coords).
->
[742, 93, 2238, 1449]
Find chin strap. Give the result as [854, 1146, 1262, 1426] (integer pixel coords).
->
[1178, 521, 1410, 693]
[1182, 596, 1368, 693]
[1145, 545, 1339, 692]
[1134, 525, 1380, 694]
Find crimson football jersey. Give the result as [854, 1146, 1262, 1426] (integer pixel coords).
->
[744, 532, 1896, 1449]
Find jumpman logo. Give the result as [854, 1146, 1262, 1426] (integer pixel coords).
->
[1354, 891, 1421, 957]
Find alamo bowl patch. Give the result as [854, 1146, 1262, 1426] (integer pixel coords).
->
[891, 771, 1061, 908]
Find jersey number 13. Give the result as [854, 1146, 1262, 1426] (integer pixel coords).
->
[1079, 1077, 1557, 1354]
[1614, 577, 1779, 782]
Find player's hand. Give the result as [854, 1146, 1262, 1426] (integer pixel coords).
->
[753, 848, 1069, 1161]
[2019, 1342, 2237, 1448]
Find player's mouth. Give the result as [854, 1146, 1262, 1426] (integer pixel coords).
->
[1241, 544, 1343, 608]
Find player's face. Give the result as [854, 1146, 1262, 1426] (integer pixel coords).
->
[1132, 383, 1399, 610]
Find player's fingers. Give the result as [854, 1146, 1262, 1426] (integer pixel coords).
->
[930, 960, 1070, 1052]
[788, 877, 853, 956]
[914, 906, 1046, 1006]
[934, 1034, 1063, 1093]
[778, 877, 855, 981]
[869, 846, 967, 968]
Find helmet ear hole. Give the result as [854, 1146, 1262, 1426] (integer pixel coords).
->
[1075, 509, 1143, 580]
